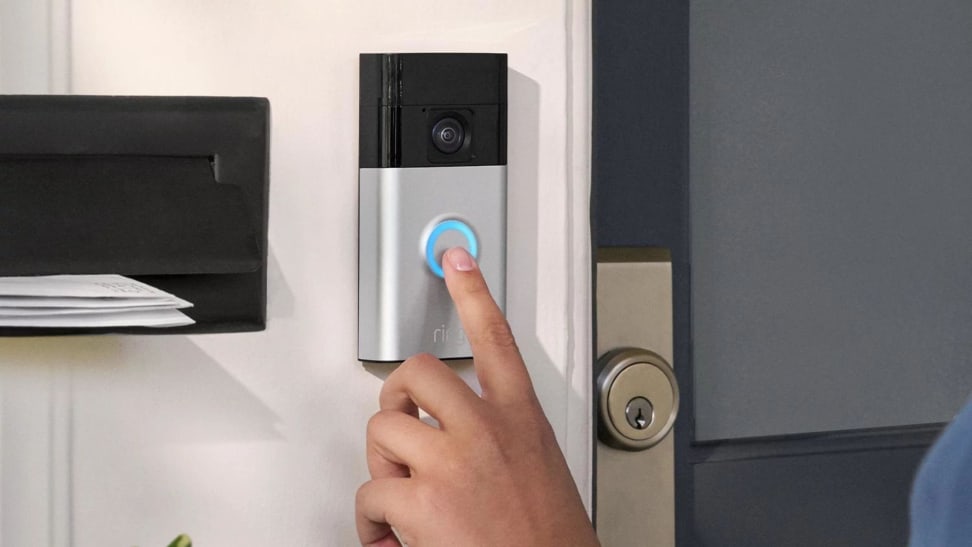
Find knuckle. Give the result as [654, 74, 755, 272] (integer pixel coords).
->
[366, 410, 393, 438]
[461, 277, 492, 297]
[457, 405, 503, 442]
[413, 480, 447, 514]
[382, 354, 441, 400]
[412, 480, 434, 508]
[460, 402, 491, 429]
[354, 481, 371, 506]
[473, 318, 518, 350]
[439, 452, 467, 482]
[478, 418, 506, 445]
[397, 353, 441, 376]
[524, 409, 555, 439]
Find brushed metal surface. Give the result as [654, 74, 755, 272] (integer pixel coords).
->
[595, 259, 674, 547]
[358, 165, 506, 361]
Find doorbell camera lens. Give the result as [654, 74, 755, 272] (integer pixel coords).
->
[431, 117, 465, 154]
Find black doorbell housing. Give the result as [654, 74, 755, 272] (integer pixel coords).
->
[358, 53, 506, 168]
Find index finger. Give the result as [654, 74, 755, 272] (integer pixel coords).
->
[441, 247, 535, 403]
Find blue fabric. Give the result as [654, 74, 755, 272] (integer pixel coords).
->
[910, 396, 972, 546]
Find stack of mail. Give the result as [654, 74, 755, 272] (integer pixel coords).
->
[0, 274, 194, 328]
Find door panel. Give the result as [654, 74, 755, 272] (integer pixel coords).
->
[593, 1, 971, 545]
[694, 447, 925, 547]
[691, 0, 972, 442]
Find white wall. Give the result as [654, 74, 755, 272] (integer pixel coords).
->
[0, 1, 591, 546]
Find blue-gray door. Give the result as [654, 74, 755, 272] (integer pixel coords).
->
[593, 2, 972, 545]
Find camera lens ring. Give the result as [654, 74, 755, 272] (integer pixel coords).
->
[431, 117, 465, 154]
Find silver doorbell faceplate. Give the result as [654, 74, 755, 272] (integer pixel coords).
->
[358, 166, 506, 361]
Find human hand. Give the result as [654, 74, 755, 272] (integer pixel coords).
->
[356, 247, 600, 547]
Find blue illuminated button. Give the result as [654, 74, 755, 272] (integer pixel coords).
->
[425, 219, 479, 278]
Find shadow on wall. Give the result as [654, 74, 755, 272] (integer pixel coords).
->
[364, 70, 576, 436]
[0, 335, 281, 444]
[0, 245, 294, 449]
[267, 247, 297, 321]
[504, 69, 572, 419]
[0, 334, 283, 543]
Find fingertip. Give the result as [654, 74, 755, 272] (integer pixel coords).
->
[442, 246, 477, 273]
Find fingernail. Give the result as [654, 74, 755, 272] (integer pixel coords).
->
[445, 247, 477, 272]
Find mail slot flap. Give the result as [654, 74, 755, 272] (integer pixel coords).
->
[0, 155, 261, 277]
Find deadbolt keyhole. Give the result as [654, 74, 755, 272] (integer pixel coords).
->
[625, 397, 654, 430]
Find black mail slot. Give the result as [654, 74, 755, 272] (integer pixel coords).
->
[0, 95, 270, 335]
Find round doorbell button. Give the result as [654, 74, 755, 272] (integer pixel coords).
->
[424, 219, 479, 278]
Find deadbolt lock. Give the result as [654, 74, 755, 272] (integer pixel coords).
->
[597, 347, 679, 451]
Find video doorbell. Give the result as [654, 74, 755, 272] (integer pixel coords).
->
[358, 53, 508, 362]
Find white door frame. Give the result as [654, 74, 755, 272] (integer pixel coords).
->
[0, 2, 73, 545]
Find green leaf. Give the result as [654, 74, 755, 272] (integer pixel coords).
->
[166, 534, 192, 547]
